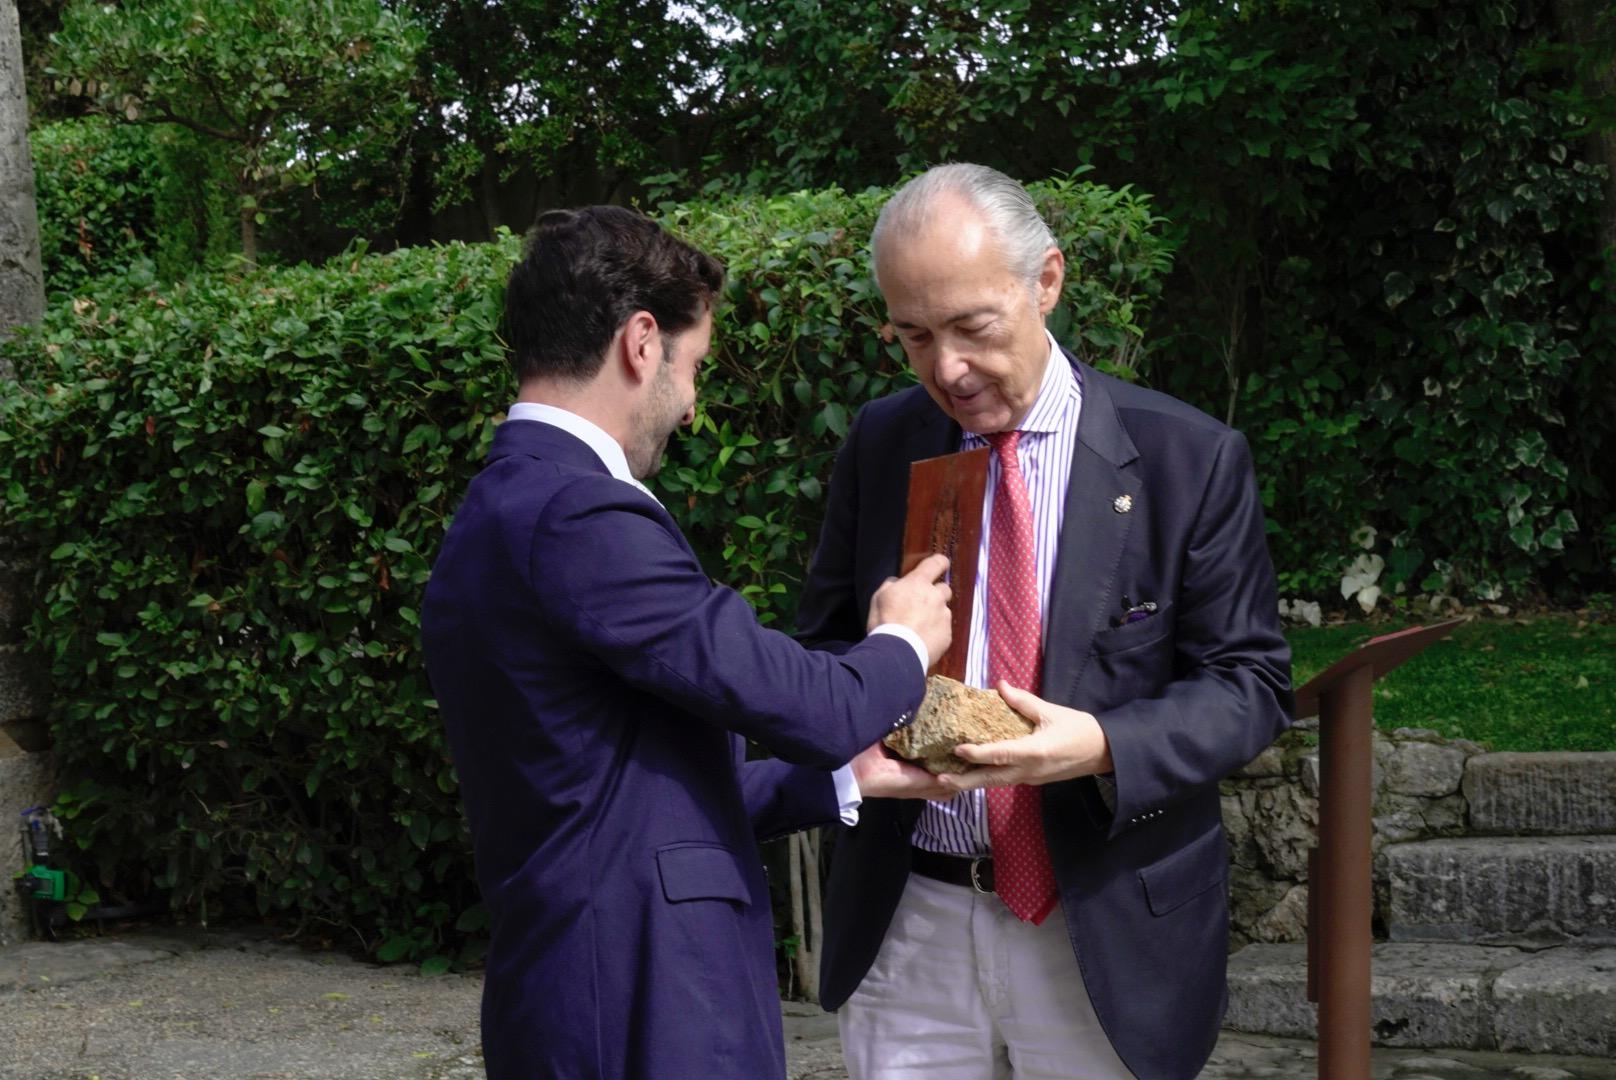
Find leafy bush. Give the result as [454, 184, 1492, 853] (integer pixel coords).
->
[31, 117, 238, 293]
[147, 128, 237, 281]
[29, 117, 162, 295]
[49, 0, 422, 265]
[0, 238, 511, 960]
[0, 178, 1172, 961]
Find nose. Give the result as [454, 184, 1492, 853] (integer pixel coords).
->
[933, 344, 971, 389]
[681, 403, 696, 426]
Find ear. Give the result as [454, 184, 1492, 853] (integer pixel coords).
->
[616, 310, 663, 386]
[1035, 246, 1066, 316]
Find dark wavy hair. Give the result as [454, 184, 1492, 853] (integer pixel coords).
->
[504, 206, 725, 383]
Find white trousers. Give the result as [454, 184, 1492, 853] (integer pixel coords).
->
[838, 873, 1136, 1080]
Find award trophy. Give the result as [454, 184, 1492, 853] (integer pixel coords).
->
[899, 447, 990, 680]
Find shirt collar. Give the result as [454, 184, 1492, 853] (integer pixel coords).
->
[1017, 331, 1079, 434]
[505, 402, 658, 500]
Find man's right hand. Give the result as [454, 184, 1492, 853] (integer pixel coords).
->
[848, 742, 952, 801]
[868, 552, 952, 666]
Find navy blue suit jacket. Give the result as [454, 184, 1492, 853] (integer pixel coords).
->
[423, 419, 925, 1079]
[797, 353, 1293, 1080]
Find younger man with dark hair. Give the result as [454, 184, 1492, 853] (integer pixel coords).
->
[422, 206, 953, 1079]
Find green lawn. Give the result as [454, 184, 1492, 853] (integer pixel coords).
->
[1283, 614, 1614, 752]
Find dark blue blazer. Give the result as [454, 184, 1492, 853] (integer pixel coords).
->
[797, 353, 1293, 1080]
[423, 419, 925, 1080]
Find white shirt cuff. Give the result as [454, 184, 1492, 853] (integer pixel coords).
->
[831, 765, 862, 826]
[869, 623, 930, 674]
[839, 626, 928, 826]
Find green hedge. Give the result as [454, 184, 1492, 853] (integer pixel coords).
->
[0, 178, 1171, 963]
[30, 118, 162, 296]
[31, 117, 237, 296]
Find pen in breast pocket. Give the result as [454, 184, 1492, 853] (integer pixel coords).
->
[1116, 596, 1158, 626]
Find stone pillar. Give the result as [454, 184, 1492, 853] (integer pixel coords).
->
[1, 0, 46, 348]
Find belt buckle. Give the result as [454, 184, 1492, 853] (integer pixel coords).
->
[968, 856, 993, 894]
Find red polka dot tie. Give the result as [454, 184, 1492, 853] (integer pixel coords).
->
[985, 430, 1058, 925]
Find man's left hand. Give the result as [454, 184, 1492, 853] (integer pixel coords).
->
[941, 681, 1113, 791]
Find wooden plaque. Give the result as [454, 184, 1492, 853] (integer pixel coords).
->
[900, 447, 990, 680]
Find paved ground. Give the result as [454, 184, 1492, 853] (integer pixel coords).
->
[1, 928, 1614, 1079]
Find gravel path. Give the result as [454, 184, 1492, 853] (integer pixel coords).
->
[2, 928, 1612, 1079]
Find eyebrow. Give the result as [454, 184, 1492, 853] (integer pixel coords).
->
[891, 308, 998, 330]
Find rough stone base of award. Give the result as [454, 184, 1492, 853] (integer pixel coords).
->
[884, 675, 1034, 774]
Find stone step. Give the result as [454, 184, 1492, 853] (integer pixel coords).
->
[1464, 752, 1616, 836]
[1383, 836, 1616, 944]
[1225, 942, 1616, 1057]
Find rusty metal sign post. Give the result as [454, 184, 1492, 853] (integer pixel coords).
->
[1293, 618, 1464, 1080]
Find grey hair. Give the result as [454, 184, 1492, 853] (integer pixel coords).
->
[870, 163, 1056, 291]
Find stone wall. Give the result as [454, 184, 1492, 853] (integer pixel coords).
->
[1222, 720, 1482, 949]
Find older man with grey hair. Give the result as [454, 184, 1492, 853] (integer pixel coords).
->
[796, 163, 1293, 1079]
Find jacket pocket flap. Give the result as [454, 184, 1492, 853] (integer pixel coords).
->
[657, 843, 750, 904]
[1138, 826, 1227, 917]
[1090, 600, 1176, 655]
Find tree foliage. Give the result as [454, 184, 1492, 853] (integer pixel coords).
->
[22, 0, 1616, 599]
[30, 115, 246, 291]
[709, 0, 1175, 190]
[707, 0, 1616, 604]
[48, 0, 421, 263]
[396, 0, 722, 230]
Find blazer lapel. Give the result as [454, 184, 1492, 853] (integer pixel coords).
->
[1043, 356, 1141, 705]
[899, 403, 963, 480]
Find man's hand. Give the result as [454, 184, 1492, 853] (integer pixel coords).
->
[867, 553, 952, 665]
[849, 741, 952, 800]
[940, 682, 1113, 791]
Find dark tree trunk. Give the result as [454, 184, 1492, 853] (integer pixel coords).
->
[240, 201, 258, 268]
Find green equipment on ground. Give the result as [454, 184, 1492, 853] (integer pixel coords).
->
[15, 805, 71, 939]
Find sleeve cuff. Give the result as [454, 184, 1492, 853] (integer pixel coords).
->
[869, 623, 930, 675]
[831, 764, 862, 826]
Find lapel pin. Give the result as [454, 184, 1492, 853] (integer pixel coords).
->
[1113, 494, 1133, 514]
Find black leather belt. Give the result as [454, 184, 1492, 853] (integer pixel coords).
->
[910, 846, 995, 894]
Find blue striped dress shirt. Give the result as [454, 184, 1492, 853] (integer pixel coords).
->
[911, 332, 1084, 856]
